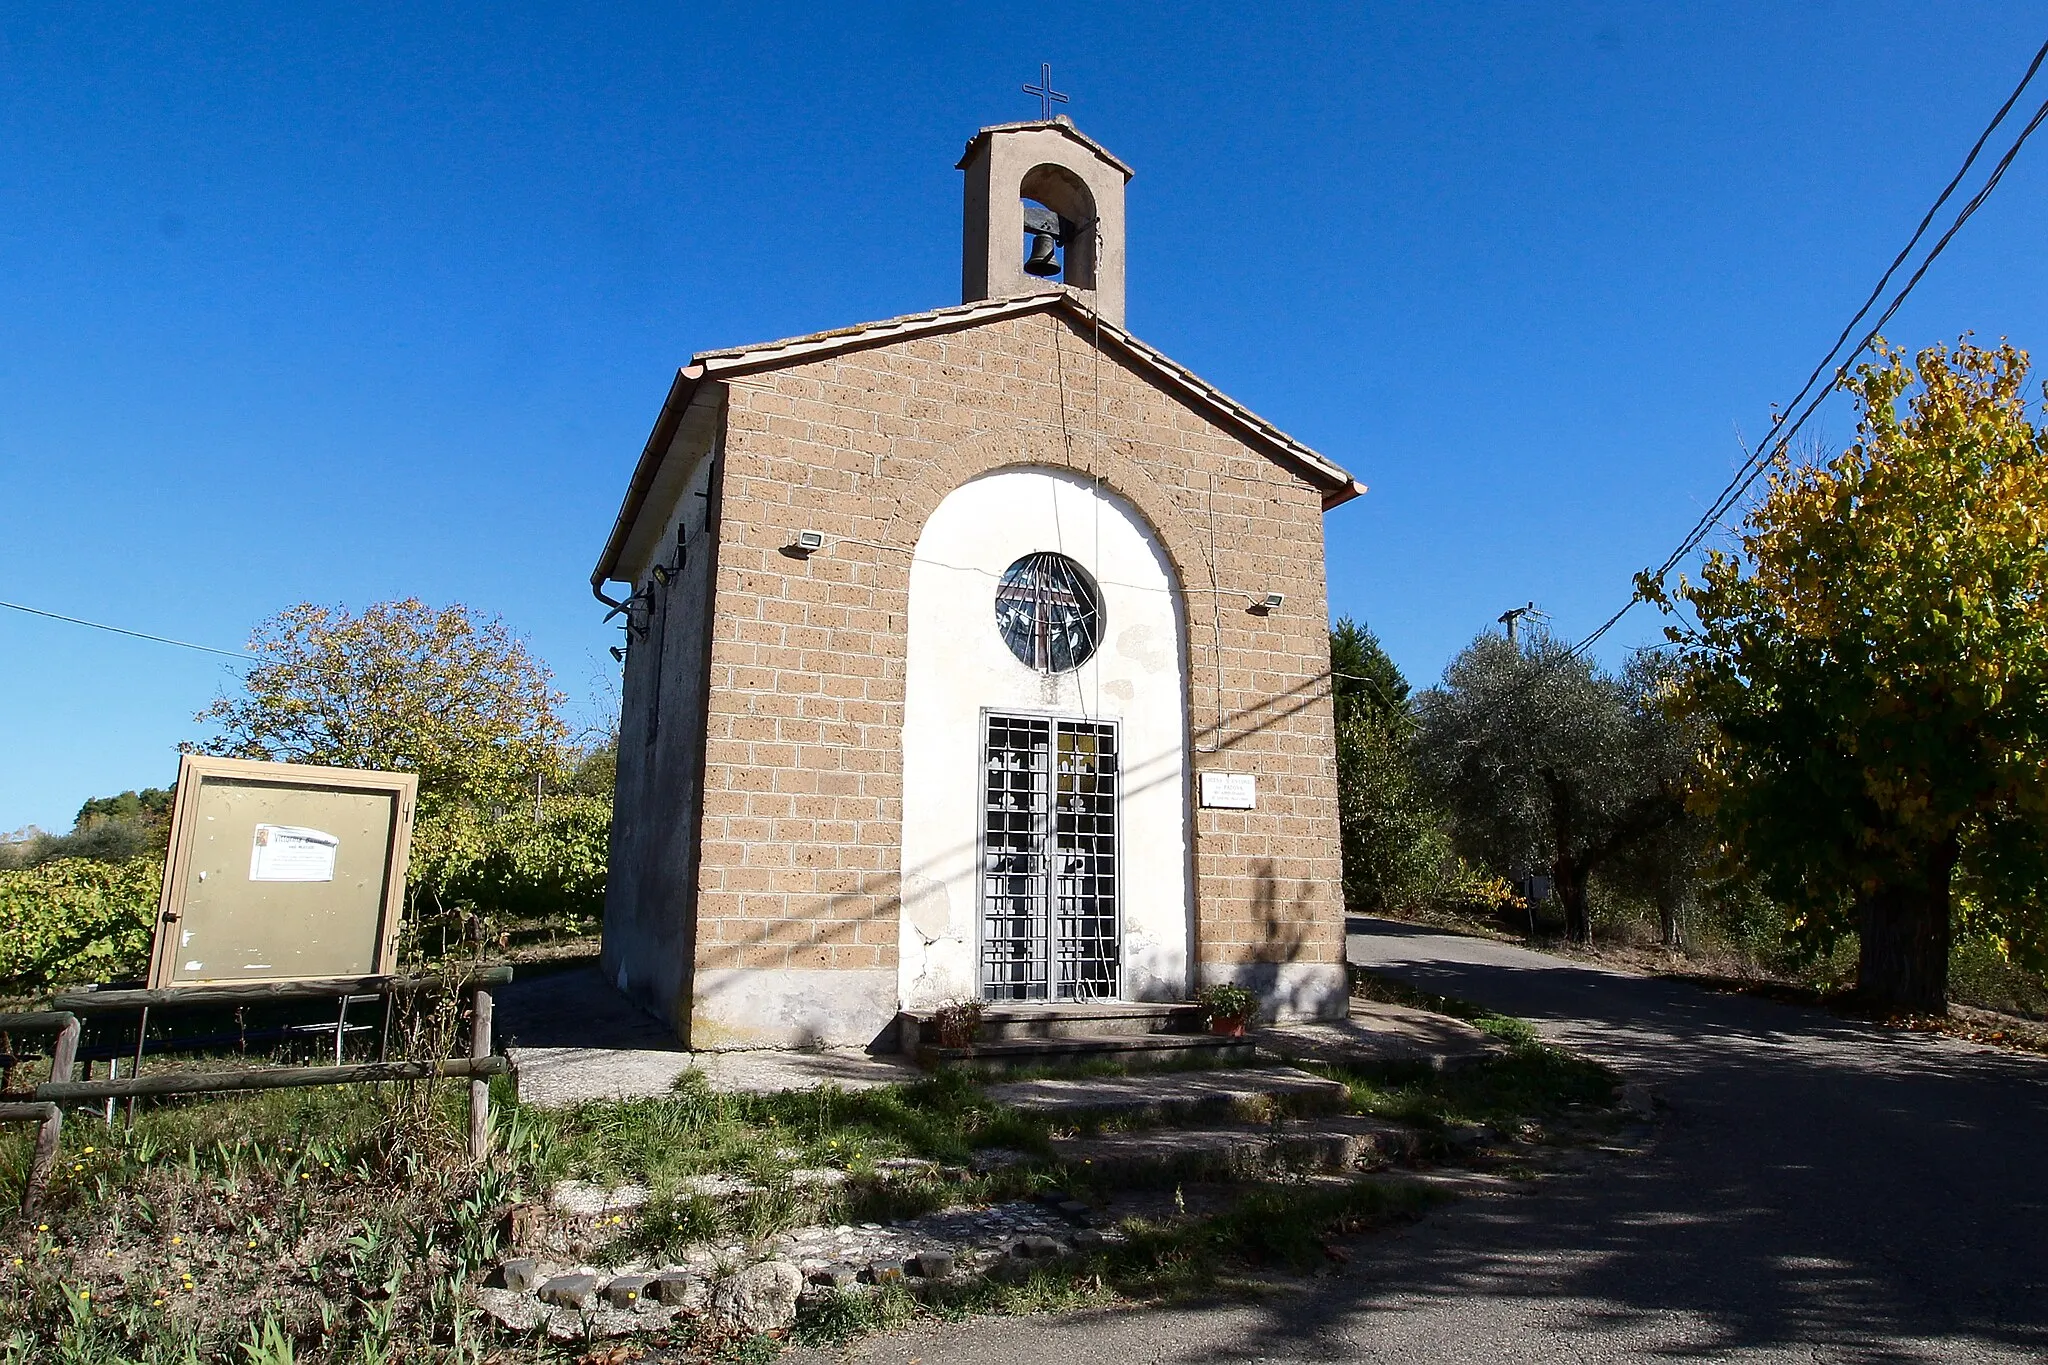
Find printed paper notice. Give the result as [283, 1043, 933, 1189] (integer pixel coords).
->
[249, 825, 339, 882]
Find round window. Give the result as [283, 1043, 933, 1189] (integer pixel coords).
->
[994, 552, 1104, 673]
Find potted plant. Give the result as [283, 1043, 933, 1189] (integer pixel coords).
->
[930, 997, 986, 1050]
[1195, 983, 1259, 1038]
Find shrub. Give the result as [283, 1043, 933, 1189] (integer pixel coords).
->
[0, 794, 612, 992]
[406, 794, 611, 943]
[1194, 982, 1259, 1025]
[0, 786, 175, 870]
[0, 855, 162, 993]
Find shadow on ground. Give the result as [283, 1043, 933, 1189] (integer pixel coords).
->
[794, 919, 2048, 1364]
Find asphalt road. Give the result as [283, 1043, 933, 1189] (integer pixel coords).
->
[790, 919, 2048, 1364]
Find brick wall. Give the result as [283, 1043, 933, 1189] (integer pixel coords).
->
[683, 307, 1344, 1035]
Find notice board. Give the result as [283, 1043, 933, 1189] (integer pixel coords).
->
[148, 754, 418, 988]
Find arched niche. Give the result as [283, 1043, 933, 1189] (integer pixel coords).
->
[897, 466, 1193, 1011]
[1020, 162, 1099, 290]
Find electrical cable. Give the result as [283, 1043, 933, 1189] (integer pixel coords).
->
[1668, 34, 2048, 559]
[0, 598, 252, 661]
[1565, 38, 2048, 661]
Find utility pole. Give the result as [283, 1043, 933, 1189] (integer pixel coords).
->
[1498, 602, 1545, 647]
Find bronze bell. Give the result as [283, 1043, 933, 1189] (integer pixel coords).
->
[1024, 230, 1061, 277]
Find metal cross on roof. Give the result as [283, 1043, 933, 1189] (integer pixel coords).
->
[1023, 63, 1069, 120]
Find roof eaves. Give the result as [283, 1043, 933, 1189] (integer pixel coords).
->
[597, 294, 1365, 582]
[1084, 313, 1354, 492]
[688, 295, 1354, 492]
[692, 295, 1056, 372]
[955, 118, 1136, 180]
[591, 364, 706, 586]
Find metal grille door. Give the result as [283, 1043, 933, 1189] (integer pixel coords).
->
[981, 713, 1120, 1001]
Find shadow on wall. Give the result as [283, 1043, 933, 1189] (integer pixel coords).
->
[617, 661, 1351, 1050]
[1251, 856, 1313, 965]
[1204, 856, 1333, 1019]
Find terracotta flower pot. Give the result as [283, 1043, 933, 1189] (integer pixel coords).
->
[1209, 1016, 1249, 1038]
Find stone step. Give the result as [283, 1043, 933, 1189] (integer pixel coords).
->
[983, 1064, 1351, 1121]
[1048, 1114, 1424, 1182]
[897, 1001, 1209, 1053]
[914, 1031, 1252, 1074]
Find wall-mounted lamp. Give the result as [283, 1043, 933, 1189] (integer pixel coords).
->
[1249, 591, 1285, 614]
[792, 529, 826, 554]
[609, 645, 626, 663]
[650, 563, 675, 586]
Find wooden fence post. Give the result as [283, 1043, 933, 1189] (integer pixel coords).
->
[468, 984, 494, 1163]
[49, 1014, 79, 1084]
[0, 1102, 63, 1215]
[27, 1105, 60, 1215]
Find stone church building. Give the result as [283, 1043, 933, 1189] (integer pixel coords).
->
[592, 117, 1366, 1050]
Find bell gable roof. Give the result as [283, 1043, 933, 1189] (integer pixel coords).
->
[593, 291, 1364, 587]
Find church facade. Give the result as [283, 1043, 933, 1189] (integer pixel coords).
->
[592, 118, 1366, 1050]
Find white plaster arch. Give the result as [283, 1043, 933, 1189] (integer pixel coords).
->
[898, 466, 1192, 1009]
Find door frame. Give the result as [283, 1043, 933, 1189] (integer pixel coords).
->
[975, 706, 1124, 1003]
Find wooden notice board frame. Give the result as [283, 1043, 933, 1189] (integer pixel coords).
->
[148, 755, 418, 989]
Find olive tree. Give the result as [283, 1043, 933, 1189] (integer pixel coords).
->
[1415, 631, 1688, 942]
[1600, 652, 1714, 948]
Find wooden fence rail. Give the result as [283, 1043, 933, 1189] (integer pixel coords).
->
[35, 1055, 509, 1103]
[51, 965, 514, 1014]
[16, 972, 507, 1192]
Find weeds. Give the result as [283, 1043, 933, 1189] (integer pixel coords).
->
[0, 1081, 536, 1364]
[789, 1283, 919, 1347]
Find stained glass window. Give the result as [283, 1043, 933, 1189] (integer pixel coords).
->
[994, 552, 1103, 673]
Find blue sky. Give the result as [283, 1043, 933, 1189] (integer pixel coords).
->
[4, 3, 2047, 833]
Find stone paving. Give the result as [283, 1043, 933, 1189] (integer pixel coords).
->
[468, 967, 1519, 1346]
[1257, 996, 1506, 1070]
[983, 1064, 1348, 1118]
[1048, 1114, 1425, 1179]
[499, 965, 917, 1105]
[477, 984, 1468, 1345]
[479, 1189, 1119, 1341]
[499, 966, 1496, 1108]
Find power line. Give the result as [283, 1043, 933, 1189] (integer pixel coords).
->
[1682, 87, 2048, 569]
[1672, 35, 2048, 558]
[1567, 35, 2048, 661]
[0, 598, 251, 662]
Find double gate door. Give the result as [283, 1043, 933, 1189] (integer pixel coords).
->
[980, 712, 1121, 1001]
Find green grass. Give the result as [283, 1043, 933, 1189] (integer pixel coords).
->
[530, 1068, 1054, 1188]
[1334, 970, 1620, 1139]
[1328, 1046, 1618, 1136]
[0, 980, 1617, 1363]
[0, 1068, 1075, 1362]
[525, 1068, 1069, 1261]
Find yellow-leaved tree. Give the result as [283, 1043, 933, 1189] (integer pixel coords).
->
[196, 598, 570, 811]
[1656, 339, 2048, 1013]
